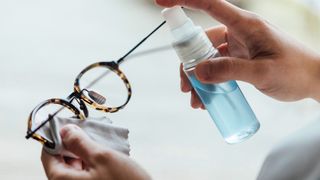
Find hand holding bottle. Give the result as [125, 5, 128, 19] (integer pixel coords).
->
[157, 0, 320, 105]
[162, 6, 260, 143]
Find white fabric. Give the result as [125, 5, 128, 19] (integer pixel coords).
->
[39, 116, 130, 157]
[257, 120, 320, 180]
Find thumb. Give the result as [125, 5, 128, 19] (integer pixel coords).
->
[60, 124, 100, 163]
[195, 57, 269, 86]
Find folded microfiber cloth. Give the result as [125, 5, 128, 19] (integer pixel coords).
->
[38, 116, 130, 158]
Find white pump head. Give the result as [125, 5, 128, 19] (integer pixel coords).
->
[161, 6, 189, 30]
[161, 6, 199, 42]
[161, 6, 218, 65]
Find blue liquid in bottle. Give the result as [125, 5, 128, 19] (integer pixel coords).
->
[187, 70, 260, 144]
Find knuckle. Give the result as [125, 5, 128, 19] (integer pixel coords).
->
[216, 59, 234, 78]
[247, 13, 268, 29]
[243, 15, 271, 49]
[197, 61, 214, 81]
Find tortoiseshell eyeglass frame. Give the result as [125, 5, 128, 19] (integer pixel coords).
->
[25, 21, 167, 149]
[26, 61, 131, 148]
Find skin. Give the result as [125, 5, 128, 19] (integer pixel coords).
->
[41, 0, 320, 179]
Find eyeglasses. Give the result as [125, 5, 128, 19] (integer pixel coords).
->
[25, 21, 167, 149]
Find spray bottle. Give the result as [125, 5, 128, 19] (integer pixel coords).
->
[162, 7, 260, 144]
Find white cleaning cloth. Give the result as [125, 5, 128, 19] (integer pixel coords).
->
[38, 116, 130, 157]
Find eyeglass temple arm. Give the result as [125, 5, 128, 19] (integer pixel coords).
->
[117, 21, 166, 65]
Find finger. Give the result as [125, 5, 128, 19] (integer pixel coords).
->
[180, 63, 192, 92]
[206, 26, 227, 48]
[41, 149, 89, 179]
[156, 0, 250, 29]
[191, 90, 202, 109]
[60, 124, 101, 165]
[194, 57, 270, 86]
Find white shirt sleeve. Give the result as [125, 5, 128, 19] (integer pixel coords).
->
[257, 120, 320, 180]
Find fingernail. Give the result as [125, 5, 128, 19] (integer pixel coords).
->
[60, 127, 69, 139]
[60, 125, 79, 139]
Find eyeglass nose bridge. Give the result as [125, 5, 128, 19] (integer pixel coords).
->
[67, 91, 90, 118]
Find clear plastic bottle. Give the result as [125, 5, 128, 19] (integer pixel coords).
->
[162, 7, 260, 144]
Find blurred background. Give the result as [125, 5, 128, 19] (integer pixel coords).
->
[1, 0, 320, 179]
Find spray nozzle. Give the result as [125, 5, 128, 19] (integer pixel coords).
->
[161, 6, 200, 42]
[161, 6, 189, 30]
